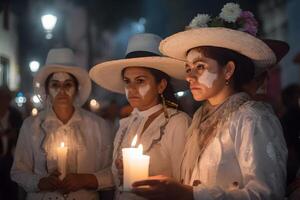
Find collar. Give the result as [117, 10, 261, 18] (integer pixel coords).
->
[42, 106, 82, 126]
[132, 104, 163, 118]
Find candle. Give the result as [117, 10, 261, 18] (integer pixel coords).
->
[57, 142, 68, 180]
[122, 135, 150, 191]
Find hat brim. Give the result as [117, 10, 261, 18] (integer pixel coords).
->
[262, 39, 289, 64]
[89, 56, 186, 93]
[33, 65, 91, 106]
[159, 27, 277, 69]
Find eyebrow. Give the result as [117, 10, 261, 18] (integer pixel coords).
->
[191, 57, 206, 64]
[124, 75, 147, 79]
[50, 79, 74, 82]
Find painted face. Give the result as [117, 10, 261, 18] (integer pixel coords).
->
[47, 72, 77, 105]
[185, 49, 227, 102]
[123, 67, 162, 111]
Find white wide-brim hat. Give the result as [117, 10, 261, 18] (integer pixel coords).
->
[89, 33, 186, 94]
[159, 27, 278, 74]
[34, 48, 91, 106]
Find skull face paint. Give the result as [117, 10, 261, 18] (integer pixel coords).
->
[48, 72, 76, 101]
[138, 84, 150, 98]
[124, 84, 151, 100]
[197, 70, 218, 88]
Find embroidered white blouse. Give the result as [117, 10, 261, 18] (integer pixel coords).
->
[11, 107, 114, 200]
[112, 104, 191, 200]
[187, 101, 287, 200]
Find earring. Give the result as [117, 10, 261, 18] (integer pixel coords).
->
[160, 93, 169, 120]
[225, 79, 229, 86]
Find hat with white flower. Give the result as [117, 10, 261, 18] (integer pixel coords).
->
[159, 2, 289, 77]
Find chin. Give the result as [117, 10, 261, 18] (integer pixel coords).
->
[128, 101, 141, 109]
[191, 91, 206, 101]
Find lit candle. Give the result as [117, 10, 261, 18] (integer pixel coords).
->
[57, 142, 68, 179]
[122, 135, 150, 191]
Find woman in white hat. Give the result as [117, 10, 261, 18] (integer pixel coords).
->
[132, 3, 288, 200]
[11, 48, 114, 200]
[90, 33, 191, 199]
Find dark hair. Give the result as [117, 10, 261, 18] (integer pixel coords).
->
[121, 67, 178, 107]
[190, 46, 255, 91]
[45, 73, 79, 94]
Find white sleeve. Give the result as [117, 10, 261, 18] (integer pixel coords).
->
[164, 113, 191, 181]
[10, 119, 43, 192]
[193, 113, 287, 200]
[93, 118, 115, 190]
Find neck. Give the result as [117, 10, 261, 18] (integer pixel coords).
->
[53, 105, 75, 124]
[208, 86, 236, 106]
[137, 98, 160, 111]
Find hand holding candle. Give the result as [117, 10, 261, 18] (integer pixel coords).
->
[57, 142, 68, 180]
[122, 135, 150, 191]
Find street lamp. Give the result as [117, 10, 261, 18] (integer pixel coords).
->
[29, 60, 40, 72]
[41, 14, 57, 39]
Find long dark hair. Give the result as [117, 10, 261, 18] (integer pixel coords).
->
[189, 46, 255, 91]
[121, 67, 178, 107]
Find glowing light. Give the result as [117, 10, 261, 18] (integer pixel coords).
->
[89, 99, 100, 112]
[41, 14, 57, 31]
[131, 134, 138, 147]
[176, 91, 185, 97]
[31, 108, 38, 116]
[32, 95, 41, 104]
[29, 61, 40, 72]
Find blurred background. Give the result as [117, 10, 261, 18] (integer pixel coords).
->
[1, 0, 300, 199]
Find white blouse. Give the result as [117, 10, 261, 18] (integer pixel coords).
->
[112, 104, 191, 200]
[188, 101, 287, 200]
[11, 107, 114, 200]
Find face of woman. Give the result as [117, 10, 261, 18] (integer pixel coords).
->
[185, 49, 229, 103]
[123, 67, 164, 111]
[47, 72, 77, 107]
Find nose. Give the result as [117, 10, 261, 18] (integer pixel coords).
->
[125, 82, 137, 91]
[186, 72, 197, 83]
[58, 87, 67, 95]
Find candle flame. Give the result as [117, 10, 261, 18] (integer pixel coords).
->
[137, 144, 143, 155]
[60, 142, 65, 148]
[131, 134, 138, 147]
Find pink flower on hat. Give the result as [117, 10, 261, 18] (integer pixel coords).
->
[237, 11, 258, 36]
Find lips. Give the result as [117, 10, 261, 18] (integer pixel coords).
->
[128, 94, 140, 99]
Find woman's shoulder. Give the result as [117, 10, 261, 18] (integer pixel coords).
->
[78, 107, 107, 124]
[167, 108, 191, 121]
[165, 108, 191, 128]
[236, 100, 276, 119]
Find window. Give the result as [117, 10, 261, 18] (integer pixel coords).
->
[0, 56, 9, 86]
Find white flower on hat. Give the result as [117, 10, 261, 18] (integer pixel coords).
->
[189, 14, 211, 28]
[219, 2, 242, 23]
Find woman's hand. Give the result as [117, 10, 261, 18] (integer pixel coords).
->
[115, 157, 124, 185]
[38, 170, 62, 191]
[60, 173, 98, 194]
[132, 175, 193, 200]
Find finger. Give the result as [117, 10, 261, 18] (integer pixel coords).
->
[134, 192, 164, 200]
[132, 185, 163, 196]
[132, 179, 163, 187]
[51, 170, 61, 177]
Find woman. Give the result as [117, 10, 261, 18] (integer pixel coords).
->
[89, 33, 191, 199]
[132, 3, 288, 200]
[11, 48, 114, 200]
